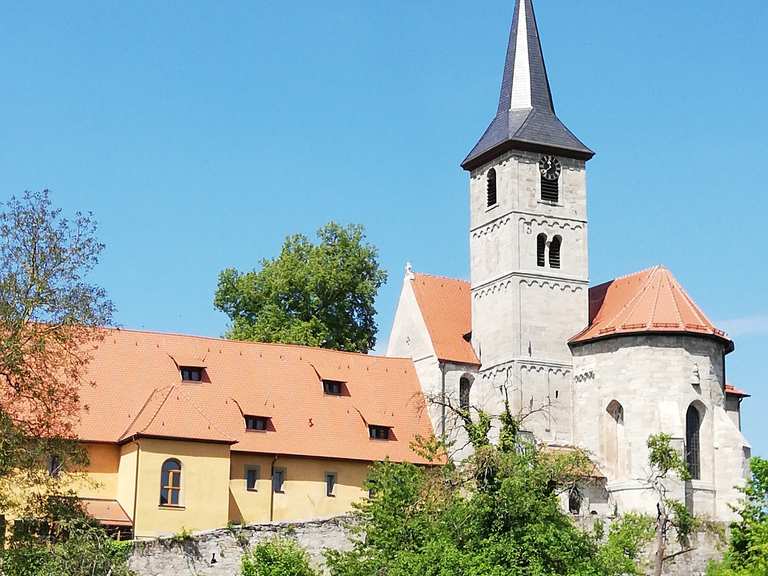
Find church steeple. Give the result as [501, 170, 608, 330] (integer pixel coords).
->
[462, 0, 593, 170]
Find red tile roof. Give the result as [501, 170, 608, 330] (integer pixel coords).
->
[81, 499, 132, 527]
[570, 266, 733, 350]
[410, 274, 480, 366]
[77, 329, 435, 464]
[725, 384, 750, 398]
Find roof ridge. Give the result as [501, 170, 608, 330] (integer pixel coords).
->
[117, 386, 171, 441]
[172, 387, 233, 441]
[136, 386, 176, 435]
[591, 265, 662, 290]
[103, 327, 410, 362]
[412, 272, 469, 285]
[607, 267, 659, 327]
[663, 271, 686, 327]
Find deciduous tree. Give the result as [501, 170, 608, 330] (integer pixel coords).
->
[215, 222, 387, 353]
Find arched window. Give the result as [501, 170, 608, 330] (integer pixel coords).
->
[160, 459, 182, 507]
[568, 486, 582, 515]
[486, 168, 497, 207]
[537, 233, 547, 267]
[686, 405, 701, 480]
[549, 235, 562, 269]
[459, 377, 472, 411]
[605, 400, 626, 479]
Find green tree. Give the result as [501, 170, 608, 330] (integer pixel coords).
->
[646, 433, 697, 576]
[241, 538, 318, 576]
[325, 405, 652, 576]
[0, 190, 126, 576]
[708, 457, 768, 575]
[215, 222, 387, 353]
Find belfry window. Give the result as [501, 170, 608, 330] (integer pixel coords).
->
[459, 377, 472, 411]
[160, 459, 182, 506]
[486, 168, 497, 207]
[549, 235, 562, 269]
[686, 405, 702, 480]
[537, 233, 547, 267]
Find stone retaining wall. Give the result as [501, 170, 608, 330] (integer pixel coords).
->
[129, 515, 725, 576]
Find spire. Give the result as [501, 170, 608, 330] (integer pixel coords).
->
[462, 0, 593, 171]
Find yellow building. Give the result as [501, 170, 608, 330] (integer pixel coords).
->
[65, 329, 434, 539]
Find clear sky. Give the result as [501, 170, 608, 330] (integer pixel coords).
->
[1, 1, 765, 453]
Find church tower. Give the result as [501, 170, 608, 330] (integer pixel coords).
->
[462, 0, 594, 443]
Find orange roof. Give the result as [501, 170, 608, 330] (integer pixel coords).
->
[570, 266, 733, 350]
[80, 498, 132, 527]
[411, 273, 480, 366]
[725, 384, 750, 398]
[76, 329, 435, 464]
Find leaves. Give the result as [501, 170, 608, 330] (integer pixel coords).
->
[241, 538, 318, 576]
[215, 222, 387, 353]
[326, 422, 650, 576]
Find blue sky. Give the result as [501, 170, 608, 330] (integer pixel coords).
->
[1, 1, 765, 453]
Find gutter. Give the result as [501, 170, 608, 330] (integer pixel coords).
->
[440, 363, 446, 440]
[269, 455, 278, 522]
[131, 440, 141, 539]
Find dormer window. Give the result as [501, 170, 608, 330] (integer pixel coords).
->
[323, 380, 344, 396]
[245, 415, 269, 432]
[369, 425, 391, 441]
[180, 366, 203, 382]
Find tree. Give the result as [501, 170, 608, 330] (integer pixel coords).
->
[708, 457, 768, 575]
[325, 403, 652, 576]
[646, 433, 698, 576]
[0, 190, 114, 441]
[214, 222, 387, 353]
[0, 191, 123, 575]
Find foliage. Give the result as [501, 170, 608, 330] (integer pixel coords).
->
[0, 191, 124, 576]
[596, 514, 655, 576]
[0, 190, 114, 439]
[707, 457, 768, 575]
[646, 433, 698, 576]
[241, 538, 318, 576]
[326, 405, 652, 576]
[214, 222, 387, 353]
[0, 516, 134, 576]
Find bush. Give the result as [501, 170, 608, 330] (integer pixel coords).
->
[0, 519, 134, 576]
[241, 538, 317, 576]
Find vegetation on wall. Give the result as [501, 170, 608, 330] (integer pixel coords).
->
[324, 402, 655, 576]
[241, 538, 317, 576]
[214, 222, 387, 353]
[708, 457, 768, 575]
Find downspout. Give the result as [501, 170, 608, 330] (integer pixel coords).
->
[440, 362, 446, 440]
[131, 440, 141, 539]
[269, 455, 278, 522]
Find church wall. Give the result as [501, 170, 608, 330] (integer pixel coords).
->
[571, 335, 748, 521]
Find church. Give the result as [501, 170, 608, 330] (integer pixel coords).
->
[387, 0, 751, 522]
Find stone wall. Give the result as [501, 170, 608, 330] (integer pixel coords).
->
[128, 514, 725, 576]
[128, 517, 353, 576]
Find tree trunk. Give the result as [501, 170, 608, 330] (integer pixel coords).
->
[654, 517, 666, 576]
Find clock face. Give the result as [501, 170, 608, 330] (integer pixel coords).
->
[539, 155, 561, 181]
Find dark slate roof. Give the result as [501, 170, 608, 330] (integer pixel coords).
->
[462, 0, 594, 170]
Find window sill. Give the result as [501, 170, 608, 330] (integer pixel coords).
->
[246, 488, 259, 493]
[245, 429, 268, 434]
[159, 505, 185, 511]
[537, 200, 562, 207]
[485, 204, 499, 213]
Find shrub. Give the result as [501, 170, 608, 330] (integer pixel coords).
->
[241, 538, 317, 576]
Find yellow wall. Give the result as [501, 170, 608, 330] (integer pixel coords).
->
[229, 453, 370, 524]
[133, 439, 231, 539]
[272, 456, 369, 522]
[62, 443, 120, 500]
[117, 443, 138, 520]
